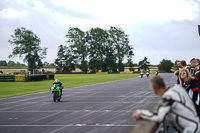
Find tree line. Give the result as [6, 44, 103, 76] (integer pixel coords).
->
[8, 27, 134, 72]
[0, 60, 26, 66]
[7, 27, 176, 73]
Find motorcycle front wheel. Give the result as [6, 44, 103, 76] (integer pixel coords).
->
[53, 92, 57, 102]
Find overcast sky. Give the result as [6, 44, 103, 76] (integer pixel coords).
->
[0, 0, 200, 65]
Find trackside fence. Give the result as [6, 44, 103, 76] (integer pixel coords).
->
[0, 74, 54, 82]
[0, 75, 15, 82]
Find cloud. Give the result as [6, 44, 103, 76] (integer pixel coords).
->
[0, 0, 199, 65]
[0, 8, 19, 18]
[51, 0, 198, 24]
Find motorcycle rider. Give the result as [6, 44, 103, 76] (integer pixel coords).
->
[140, 71, 144, 78]
[146, 69, 150, 78]
[53, 79, 63, 96]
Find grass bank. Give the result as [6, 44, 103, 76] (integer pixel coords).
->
[0, 73, 140, 99]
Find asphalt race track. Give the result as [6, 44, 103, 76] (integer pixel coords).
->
[0, 74, 176, 133]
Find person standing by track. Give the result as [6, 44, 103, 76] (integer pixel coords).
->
[133, 76, 200, 133]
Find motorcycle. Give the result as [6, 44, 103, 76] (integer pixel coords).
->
[51, 84, 61, 102]
[146, 73, 149, 78]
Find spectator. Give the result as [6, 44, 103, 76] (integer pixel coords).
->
[191, 58, 199, 77]
[180, 60, 187, 69]
[177, 60, 181, 70]
[133, 76, 200, 133]
[174, 70, 179, 84]
[179, 68, 200, 115]
[195, 66, 200, 89]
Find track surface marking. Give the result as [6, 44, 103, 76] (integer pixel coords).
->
[0, 74, 175, 133]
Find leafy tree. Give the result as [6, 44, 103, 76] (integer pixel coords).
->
[49, 63, 55, 66]
[55, 45, 76, 72]
[104, 49, 117, 72]
[0, 60, 7, 66]
[7, 61, 16, 66]
[138, 57, 150, 71]
[127, 48, 134, 72]
[87, 28, 109, 72]
[108, 26, 131, 71]
[43, 61, 50, 67]
[66, 27, 88, 73]
[158, 59, 174, 72]
[16, 61, 21, 66]
[173, 60, 179, 70]
[8, 27, 47, 71]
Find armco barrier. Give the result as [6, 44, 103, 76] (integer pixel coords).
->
[25, 74, 54, 82]
[15, 75, 25, 82]
[0, 75, 15, 82]
[0, 74, 54, 82]
[47, 74, 54, 80]
[29, 75, 47, 81]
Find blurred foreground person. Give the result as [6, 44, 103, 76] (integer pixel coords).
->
[133, 76, 200, 133]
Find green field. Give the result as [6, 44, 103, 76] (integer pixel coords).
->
[0, 73, 140, 99]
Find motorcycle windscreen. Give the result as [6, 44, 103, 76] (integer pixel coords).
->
[198, 25, 200, 36]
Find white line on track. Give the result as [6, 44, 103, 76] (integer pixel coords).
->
[25, 110, 64, 125]
[0, 95, 49, 106]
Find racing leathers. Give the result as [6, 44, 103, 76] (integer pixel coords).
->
[53, 81, 63, 95]
[194, 72, 200, 90]
[140, 85, 200, 133]
[182, 79, 199, 107]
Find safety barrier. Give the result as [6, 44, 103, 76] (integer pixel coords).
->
[0, 75, 15, 82]
[25, 75, 47, 82]
[15, 75, 25, 82]
[0, 74, 54, 82]
[25, 74, 54, 82]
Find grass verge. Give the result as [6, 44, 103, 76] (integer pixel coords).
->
[0, 73, 140, 99]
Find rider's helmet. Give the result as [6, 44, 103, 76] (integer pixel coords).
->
[55, 79, 59, 83]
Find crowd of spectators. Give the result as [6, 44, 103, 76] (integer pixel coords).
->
[132, 58, 200, 133]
